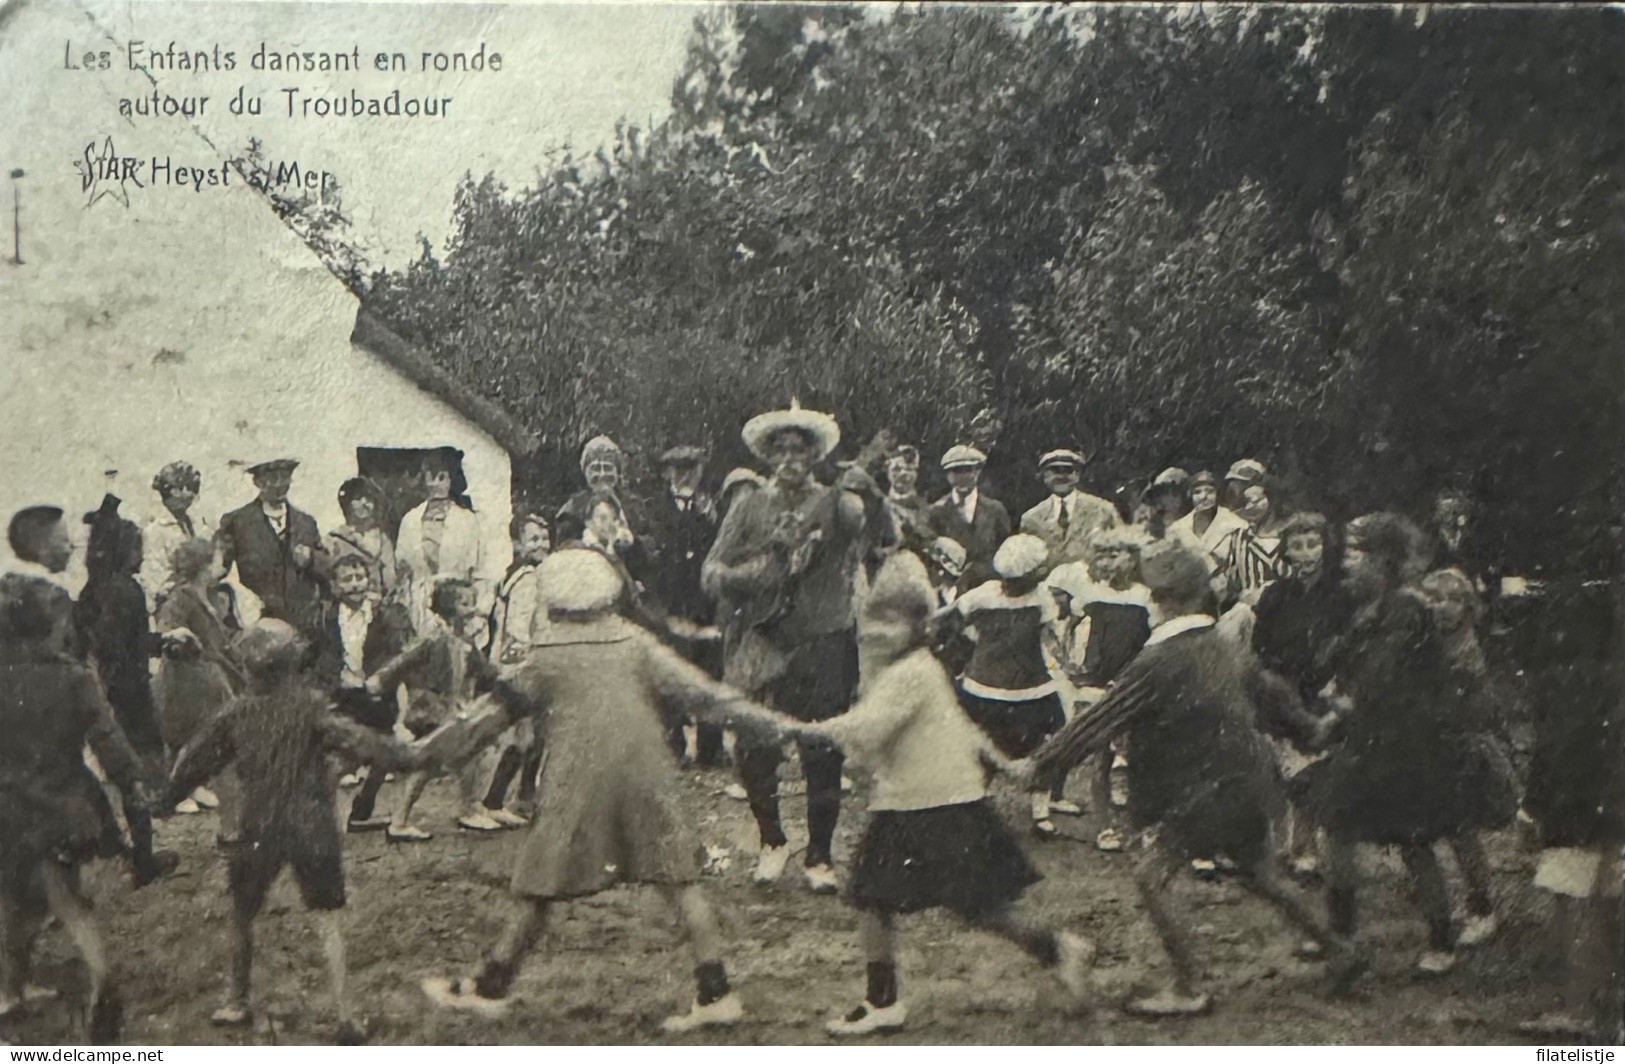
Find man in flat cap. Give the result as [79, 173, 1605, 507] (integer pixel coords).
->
[926, 444, 1011, 591]
[1020, 448, 1120, 568]
[217, 459, 326, 638]
[648, 444, 726, 765]
[702, 402, 879, 894]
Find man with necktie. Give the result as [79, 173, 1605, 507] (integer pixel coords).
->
[1019, 448, 1121, 568]
[217, 458, 326, 639]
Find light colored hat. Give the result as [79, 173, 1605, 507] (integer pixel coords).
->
[237, 619, 304, 672]
[993, 533, 1049, 580]
[1139, 541, 1210, 604]
[940, 444, 987, 471]
[1225, 459, 1267, 484]
[741, 400, 841, 462]
[924, 536, 968, 579]
[720, 467, 766, 497]
[1038, 448, 1088, 471]
[1149, 467, 1190, 494]
[244, 458, 298, 477]
[660, 444, 707, 466]
[580, 435, 624, 471]
[1190, 470, 1219, 489]
[536, 548, 624, 614]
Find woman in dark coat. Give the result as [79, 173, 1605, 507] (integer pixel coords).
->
[1306, 512, 1480, 977]
[73, 495, 178, 885]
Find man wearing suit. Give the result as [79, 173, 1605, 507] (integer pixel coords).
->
[313, 553, 416, 830]
[218, 458, 326, 638]
[1020, 448, 1120, 568]
[646, 444, 725, 765]
[926, 444, 1011, 591]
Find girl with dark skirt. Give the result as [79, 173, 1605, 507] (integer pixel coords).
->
[805, 553, 1093, 1036]
[948, 533, 1073, 837]
[74, 495, 179, 886]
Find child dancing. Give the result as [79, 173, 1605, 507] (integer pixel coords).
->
[806, 552, 1094, 1035]
[0, 578, 151, 1043]
[417, 550, 793, 1031]
[1030, 541, 1364, 1016]
[165, 619, 426, 1041]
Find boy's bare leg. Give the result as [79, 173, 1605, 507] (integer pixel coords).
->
[39, 863, 113, 1039]
[666, 884, 724, 966]
[389, 773, 432, 832]
[312, 911, 351, 1028]
[1126, 839, 1210, 1013]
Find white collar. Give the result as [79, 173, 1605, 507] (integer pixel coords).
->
[1053, 490, 1079, 509]
[1145, 614, 1215, 646]
[4, 559, 72, 590]
[260, 500, 288, 515]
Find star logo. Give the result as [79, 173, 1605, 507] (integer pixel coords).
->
[75, 137, 144, 208]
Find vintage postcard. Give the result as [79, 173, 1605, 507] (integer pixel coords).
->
[0, 0, 1620, 1049]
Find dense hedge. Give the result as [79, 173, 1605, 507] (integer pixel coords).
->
[347, 5, 1621, 579]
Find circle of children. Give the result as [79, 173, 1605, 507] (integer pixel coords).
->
[0, 401, 1616, 1045]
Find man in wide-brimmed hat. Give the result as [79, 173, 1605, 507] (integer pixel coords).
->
[218, 458, 326, 637]
[926, 444, 1011, 591]
[702, 401, 877, 894]
[1020, 447, 1120, 568]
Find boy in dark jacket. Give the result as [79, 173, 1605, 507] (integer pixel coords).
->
[166, 619, 424, 1040]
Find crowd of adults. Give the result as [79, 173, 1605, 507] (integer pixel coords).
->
[0, 399, 1619, 1043]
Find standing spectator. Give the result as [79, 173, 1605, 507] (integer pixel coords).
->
[1168, 471, 1247, 571]
[1140, 467, 1192, 540]
[702, 402, 875, 893]
[1425, 487, 1500, 598]
[1213, 466, 1290, 608]
[75, 495, 179, 886]
[217, 458, 326, 638]
[881, 445, 934, 556]
[1019, 448, 1120, 568]
[322, 478, 400, 603]
[312, 554, 416, 834]
[139, 461, 212, 615]
[648, 444, 726, 765]
[554, 436, 650, 579]
[479, 514, 553, 823]
[1306, 513, 1486, 977]
[926, 445, 1011, 591]
[396, 448, 491, 631]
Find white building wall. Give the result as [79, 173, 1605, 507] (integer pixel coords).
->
[0, 0, 512, 581]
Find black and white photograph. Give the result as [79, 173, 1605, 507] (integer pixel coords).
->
[0, 0, 1621, 1048]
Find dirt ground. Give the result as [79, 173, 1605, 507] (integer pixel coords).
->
[1, 763, 1594, 1046]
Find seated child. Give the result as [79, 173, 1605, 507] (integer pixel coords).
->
[165, 619, 425, 1041]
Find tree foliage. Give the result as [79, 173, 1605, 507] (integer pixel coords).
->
[358, 3, 1623, 576]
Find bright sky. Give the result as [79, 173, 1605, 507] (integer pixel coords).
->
[9, 0, 701, 269]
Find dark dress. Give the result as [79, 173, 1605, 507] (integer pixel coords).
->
[1307, 589, 1476, 844]
[75, 572, 165, 759]
[955, 583, 1065, 758]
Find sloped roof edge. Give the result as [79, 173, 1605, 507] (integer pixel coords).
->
[350, 305, 539, 458]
